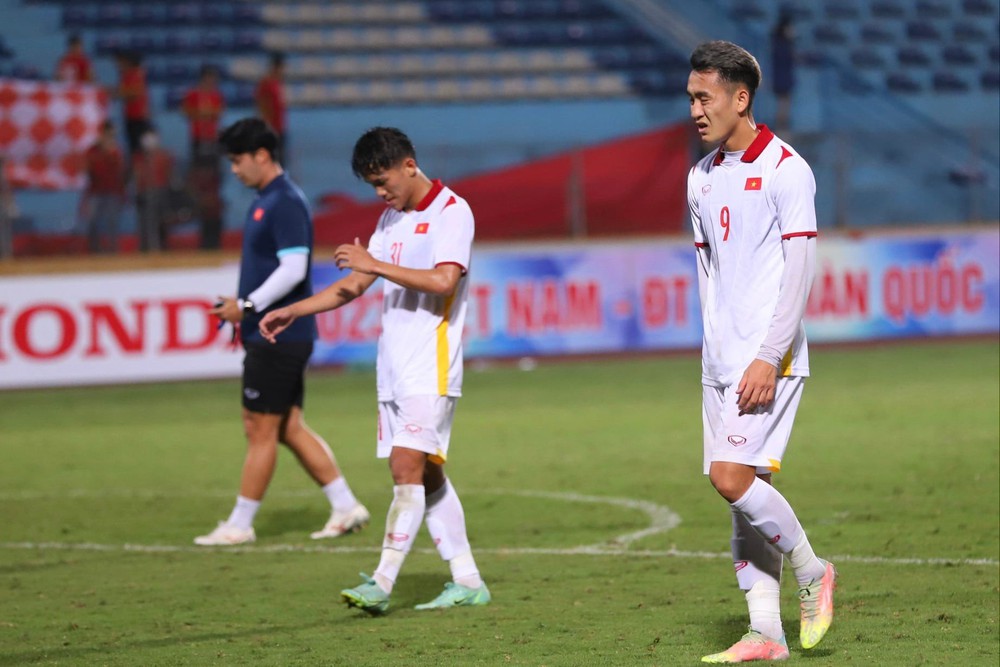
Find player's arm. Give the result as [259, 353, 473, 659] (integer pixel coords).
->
[688, 167, 711, 310]
[334, 238, 462, 297]
[259, 270, 377, 342]
[736, 159, 818, 414]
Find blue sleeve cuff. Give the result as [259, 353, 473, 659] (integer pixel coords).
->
[277, 246, 310, 258]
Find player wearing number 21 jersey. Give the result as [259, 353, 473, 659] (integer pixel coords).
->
[259, 127, 488, 615]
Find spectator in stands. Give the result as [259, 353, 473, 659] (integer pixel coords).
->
[183, 64, 226, 163]
[770, 10, 796, 134]
[113, 50, 151, 155]
[132, 127, 176, 252]
[83, 120, 126, 253]
[183, 65, 226, 250]
[255, 53, 287, 163]
[55, 34, 94, 84]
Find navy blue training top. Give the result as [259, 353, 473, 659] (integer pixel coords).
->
[237, 172, 317, 344]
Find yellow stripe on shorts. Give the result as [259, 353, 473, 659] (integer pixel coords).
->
[780, 347, 794, 377]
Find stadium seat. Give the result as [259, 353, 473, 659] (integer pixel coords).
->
[166, 3, 200, 26]
[814, 24, 850, 45]
[861, 24, 898, 44]
[825, 0, 861, 20]
[127, 5, 159, 27]
[962, 0, 997, 16]
[942, 44, 978, 65]
[872, 1, 906, 18]
[232, 4, 263, 26]
[990, 44, 1000, 64]
[898, 45, 934, 66]
[981, 69, 1000, 89]
[954, 21, 990, 42]
[128, 34, 157, 55]
[94, 34, 125, 56]
[932, 71, 970, 91]
[851, 48, 887, 68]
[797, 49, 828, 67]
[916, 0, 953, 18]
[907, 20, 943, 41]
[97, 4, 128, 27]
[886, 71, 923, 92]
[61, 7, 90, 29]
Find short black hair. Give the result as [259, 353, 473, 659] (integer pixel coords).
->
[351, 127, 416, 179]
[218, 117, 279, 159]
[690, 40, 762, 109]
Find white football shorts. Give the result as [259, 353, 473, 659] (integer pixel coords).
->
[377, 395, 458, 464]
[702, 376, 804, 475]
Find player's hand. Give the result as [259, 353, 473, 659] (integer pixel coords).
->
[334, 238, 378, 274]
[259, 307, 295, 343]
[736, 359, 778, 415]
[210, 296, 242, 324]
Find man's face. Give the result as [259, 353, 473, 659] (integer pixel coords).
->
[687, 69, 744, 146]
[227, 150, 267, 188]
[363, 159, 417, 211]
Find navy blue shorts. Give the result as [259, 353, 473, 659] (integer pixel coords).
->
[241, 341, 313, 414]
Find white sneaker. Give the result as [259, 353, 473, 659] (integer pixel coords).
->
[310, 504, 371, 540]
[194, 521, 256, 546]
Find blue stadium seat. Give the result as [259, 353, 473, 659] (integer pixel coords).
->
[907, 20, 943, 41]
[165, 62, 198, 84]
[61, 7, 90, 29]
[797, 49, 828, 67]
[731, 1, 767, 21]
[963, 0, 997, 16]
[898, 46, 934, 66]
[127, 5, 159, 27]
[95, 34, 126, 56]
[954, 21, 990, 42]
[97, 3, 129, 27]
[851, 48, 887, 68]
[942, 44, 978, 65]
[163, 33, 195, 54]
[201, 4, 233, 27]
[199, 33, 226, 53]
[932, 71, 970, 91]
[128, 34, 157, 55]
[981, 70, 1000, 89]
[814, 24, 850, 45]
[990, 44, 1000, 64]
[862, 24, 897, 44]
[872, 1, 906, 18]
[825, 0, 861, 20]
[916, 0, 953, 18]
[167, 3, 200, 26]
[232, 4, 263, 26]
[231, 31, 263, 52]
[886, 71, 923, 92]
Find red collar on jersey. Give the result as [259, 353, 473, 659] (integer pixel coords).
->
[712, 124, 775, 166]
[414, 179, 444, 212]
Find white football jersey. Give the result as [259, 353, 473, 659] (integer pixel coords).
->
[688, 125, 817, 387]
[368, 180, 474, 401]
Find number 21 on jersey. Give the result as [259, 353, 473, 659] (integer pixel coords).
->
[390, 242, 403, 266]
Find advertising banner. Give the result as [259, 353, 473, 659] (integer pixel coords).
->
[311, 229, 999, 364]
[0, 267, 240, 388]
[1, 228, 996, 389]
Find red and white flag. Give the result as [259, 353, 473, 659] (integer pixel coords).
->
[0, 78, 108, 190]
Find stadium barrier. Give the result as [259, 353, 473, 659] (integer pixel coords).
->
[1, 227, 996, 389]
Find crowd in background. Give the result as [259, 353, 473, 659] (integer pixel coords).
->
[56, 35, 287, 254]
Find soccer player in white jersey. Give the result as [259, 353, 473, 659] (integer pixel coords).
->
[686, 41, 836, 663]
[259, 127, 489, 614]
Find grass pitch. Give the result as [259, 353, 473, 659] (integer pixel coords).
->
[1, 340, 998, 666]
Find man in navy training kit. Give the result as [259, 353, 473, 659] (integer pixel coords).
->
[197, 117, 369, 546]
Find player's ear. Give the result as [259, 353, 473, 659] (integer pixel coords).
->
[735, 87, 750, 114]
[403, 157, 418, 176]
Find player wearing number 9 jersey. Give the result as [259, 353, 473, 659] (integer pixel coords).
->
[685, 41, 836, 663]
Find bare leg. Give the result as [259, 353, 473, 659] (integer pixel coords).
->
[279, 406, 342, 486]
[238, 408, 283, 500]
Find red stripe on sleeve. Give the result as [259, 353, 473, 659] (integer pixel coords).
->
[694, 242, 710, 248]
[781, 232, 818, 240]
[436, 261, 467, 275]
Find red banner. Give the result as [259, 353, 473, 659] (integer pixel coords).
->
[0, 78, 109, 190]
[313, 123, 692, 244]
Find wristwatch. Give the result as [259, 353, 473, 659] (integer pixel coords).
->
[239, 298, 256, 317]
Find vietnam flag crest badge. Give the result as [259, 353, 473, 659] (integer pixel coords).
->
[415, 222, 429, 234]
[745, 177, 762, 191]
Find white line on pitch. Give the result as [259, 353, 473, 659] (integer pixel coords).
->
[0, 541, 996, 567]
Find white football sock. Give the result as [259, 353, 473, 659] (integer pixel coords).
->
[373, 484, 425, 594]
[322, 476, 358, 512]
[425, 479, 483, 588]
[732, 477, 825, 585]
[226, 495, 260, 531]
[730, 507, 783, 591]
[788, 532, 827, 585]
[746, 579, 783, 641]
